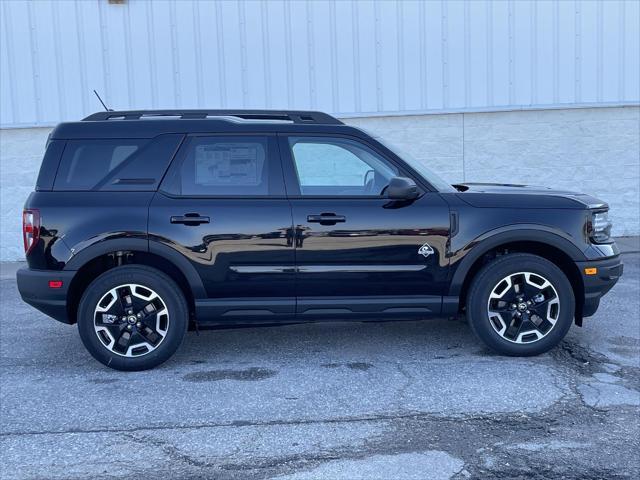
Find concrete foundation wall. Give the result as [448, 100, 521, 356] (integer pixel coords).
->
[1, 106, 638, 261]
[1, 127, 52, 262]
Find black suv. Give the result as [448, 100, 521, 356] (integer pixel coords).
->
[18, 110, 623, 370]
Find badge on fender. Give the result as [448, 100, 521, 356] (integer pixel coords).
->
[418, 242, 434, 258]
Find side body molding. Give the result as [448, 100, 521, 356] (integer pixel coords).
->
[447, 226, 588, 297]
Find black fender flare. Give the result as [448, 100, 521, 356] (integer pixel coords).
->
[64, 237, 207, 298]
[148, 241, 207, 298]
[448, 226, 587, 297]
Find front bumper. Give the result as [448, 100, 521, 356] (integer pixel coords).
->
[575, 255, 623, 319]
[17, 268, 76, 324]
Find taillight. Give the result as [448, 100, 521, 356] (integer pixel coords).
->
[22, 209, 40, 255]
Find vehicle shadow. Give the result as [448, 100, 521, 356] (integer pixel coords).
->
[172, 317, 488, 368]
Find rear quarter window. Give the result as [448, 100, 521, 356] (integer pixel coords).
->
[53, 134, 183, 191]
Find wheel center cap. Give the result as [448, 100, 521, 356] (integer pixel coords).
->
[517, 302, 528, 312]
[127, 315, 137, 324]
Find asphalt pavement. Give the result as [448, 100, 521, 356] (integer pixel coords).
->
[1, 244, 638, 479]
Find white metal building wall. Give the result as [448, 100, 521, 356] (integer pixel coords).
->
[1, 0, 639, 128]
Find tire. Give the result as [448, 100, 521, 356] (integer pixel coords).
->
[77, 265, 188, 371]
[466, 253, 574, 356]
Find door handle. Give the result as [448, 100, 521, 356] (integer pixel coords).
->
[170, 213, 210, 226]
[307, 213, 346, 225]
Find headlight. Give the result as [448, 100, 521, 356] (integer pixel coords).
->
[589, 210, 612, 243]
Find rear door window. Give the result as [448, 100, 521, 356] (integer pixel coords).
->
[53, 135, 183, 191]
[161, 136, 285, 196]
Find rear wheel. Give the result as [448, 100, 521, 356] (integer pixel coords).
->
[77, 265, 188, 370]
[466, 253, 574, 356]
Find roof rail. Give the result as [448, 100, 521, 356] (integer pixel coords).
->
[82, 109, 343, 125]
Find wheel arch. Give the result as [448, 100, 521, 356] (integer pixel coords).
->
[450, 228, 586, 323]
[65, 239, 205, 324]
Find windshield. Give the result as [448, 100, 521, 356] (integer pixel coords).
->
[363, 129, 458, 193]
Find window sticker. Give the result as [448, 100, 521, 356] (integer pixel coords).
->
[194, 144, 262, 186]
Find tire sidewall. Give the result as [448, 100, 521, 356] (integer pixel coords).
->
[467, 254, 575, 356]
[77, 266, 188, 371]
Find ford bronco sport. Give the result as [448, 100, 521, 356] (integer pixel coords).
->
[17, 110, 623, 370]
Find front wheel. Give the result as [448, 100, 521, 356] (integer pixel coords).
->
[466, 253, 575, 356]
[77, 265, 188, 371]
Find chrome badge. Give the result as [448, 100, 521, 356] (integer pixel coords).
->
[418, 242, 434, 258]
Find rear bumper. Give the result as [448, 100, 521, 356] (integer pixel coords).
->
[16, 268, 76, 324]
[575, 255, 623, 318]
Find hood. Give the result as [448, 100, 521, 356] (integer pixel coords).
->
[454, 183, 608, 210]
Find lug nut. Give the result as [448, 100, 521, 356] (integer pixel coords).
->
[137, 312, 142, 318]
[127, 325, 132, 330]
[136, 322, 142, 328]
[526, 310, 530, 314]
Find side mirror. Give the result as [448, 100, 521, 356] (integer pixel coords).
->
[386, 176, 419, 200]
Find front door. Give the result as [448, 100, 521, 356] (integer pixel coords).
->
[279, 134, 450, 319]
[149, 134, 295, 320]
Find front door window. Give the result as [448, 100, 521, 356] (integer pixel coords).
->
[288, 137, 398, 197]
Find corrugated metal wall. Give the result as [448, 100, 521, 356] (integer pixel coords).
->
[1, 0, 639, 128]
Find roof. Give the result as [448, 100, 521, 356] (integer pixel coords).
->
[51, 110, 355, 139]
[82, 109, 343, 124]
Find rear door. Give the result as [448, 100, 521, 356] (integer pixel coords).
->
[279, 134, 451, 319]
[148, 134, 295, 320]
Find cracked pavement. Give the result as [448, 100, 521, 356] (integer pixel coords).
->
[1, 253, 638, 479]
